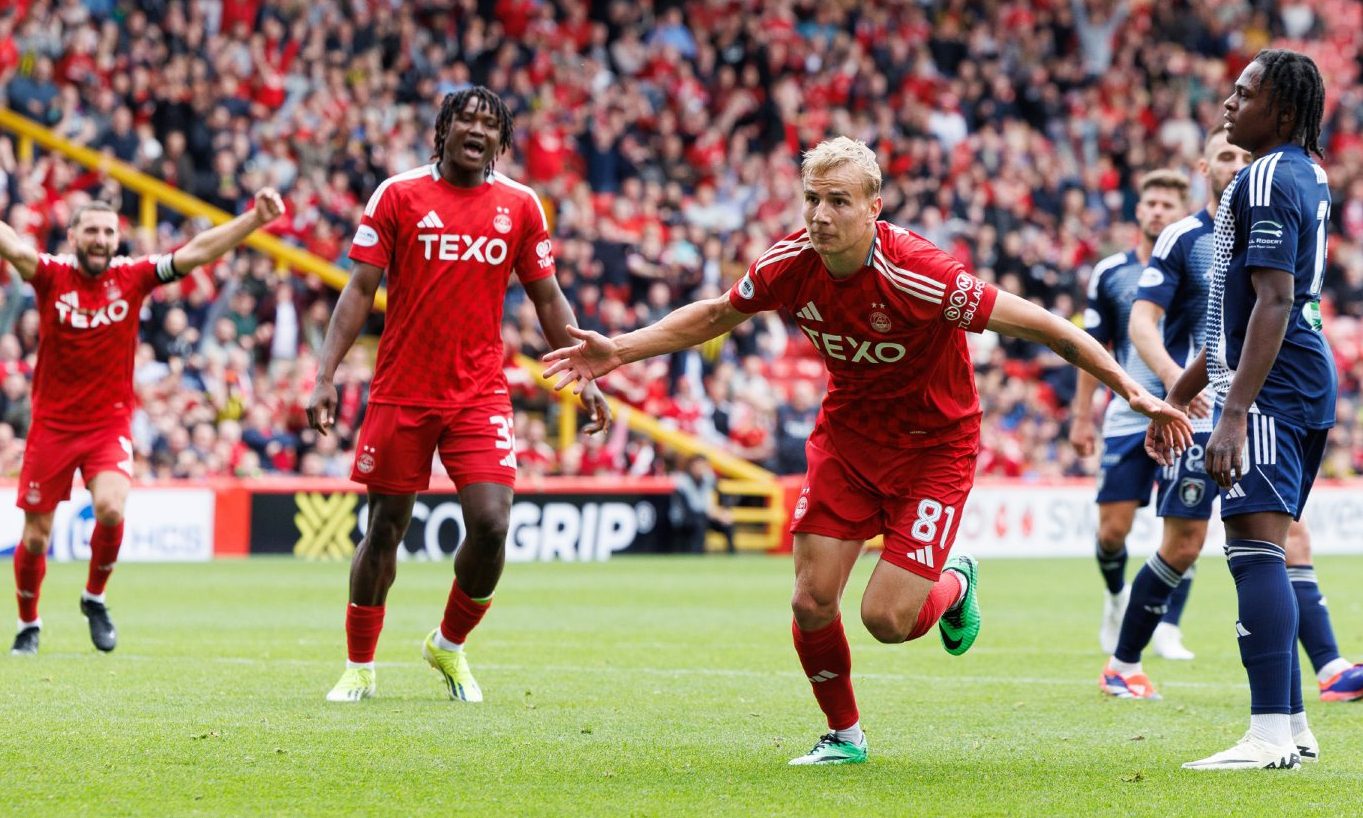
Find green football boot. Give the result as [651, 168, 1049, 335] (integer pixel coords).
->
[788, 732, 868, 766]
[939, 553, 981, 656]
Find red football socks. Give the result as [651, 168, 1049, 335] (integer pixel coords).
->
[438, 581, 491, 645]
[792, 615, 859, 730]
[85, 521, 124, 596]
[907, 571, 964, 641]
[345, 603, 385, 663]
[14, 546, 46, 623]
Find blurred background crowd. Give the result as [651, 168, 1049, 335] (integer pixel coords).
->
[1, 0, 1362, 484]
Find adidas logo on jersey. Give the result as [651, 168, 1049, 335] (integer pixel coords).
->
[55, 290, 132, 330]
[417, 233, 510, 264]
[417, 210, 445, 229]
[907, 545, 935, 568]
[796, 301, 823, 322]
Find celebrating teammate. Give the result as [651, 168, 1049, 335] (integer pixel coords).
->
[543, 136, 1192, 765]
[307, 87, 610, 703]
[1103, 125, 1363, 703]
[4, 191, 284, 655]
[1069, 170, 1196, 659]
[1149, 50, 1335, 770]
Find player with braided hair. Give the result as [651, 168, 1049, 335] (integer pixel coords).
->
[1151, 49, 1337, 770]
[431, 87, 515, 177]
[309, 86, 610, 703]
[1252, 48, 1327, 158]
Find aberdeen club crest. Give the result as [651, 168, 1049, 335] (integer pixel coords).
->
[869, 303, 891, 333]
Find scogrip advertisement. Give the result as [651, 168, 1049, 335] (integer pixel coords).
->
[248, 490, 679, 561]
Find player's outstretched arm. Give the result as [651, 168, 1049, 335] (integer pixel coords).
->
[306, 261, 384, 436]
[0, 219, 39, 280]
[987, 290, 1193, 450]
[542, 295, 750, 394]
[1200, 267, 1295, 488]
[168, 188, 285, 277]
[1129, 300, 1212, 418]
[523, 275, 613, 434]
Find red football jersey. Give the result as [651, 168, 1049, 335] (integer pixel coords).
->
[349, 165, 556, 406]
[728, 222, 998, 448]
[30, 252, 172, 429]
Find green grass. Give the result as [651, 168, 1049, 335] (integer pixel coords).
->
[4, 555, 1363, 817]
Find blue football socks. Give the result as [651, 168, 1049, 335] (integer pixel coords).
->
[1113, 553, 1183, 664]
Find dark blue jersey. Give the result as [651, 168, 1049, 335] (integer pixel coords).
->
[1137, 210, 1216, 433]
[1084, 250, 1165, 437]
[1138, 209, 1214, 366]
[1206, 143, 1336, 429]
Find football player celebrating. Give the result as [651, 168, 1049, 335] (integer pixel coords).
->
[544, 136, 1191, 765]
[4, 191, 284, 655]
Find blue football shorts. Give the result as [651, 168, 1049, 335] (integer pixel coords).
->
[1220, 410, 1329, 520]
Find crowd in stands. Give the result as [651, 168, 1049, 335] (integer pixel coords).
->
[1, 0, 1362, 484]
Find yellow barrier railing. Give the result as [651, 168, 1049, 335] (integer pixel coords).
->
[0, 108, 388, 311]
[518, 354, 786, 551]
[516, 354, 773, 482]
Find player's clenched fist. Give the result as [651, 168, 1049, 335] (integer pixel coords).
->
[253, 188, 286, 226]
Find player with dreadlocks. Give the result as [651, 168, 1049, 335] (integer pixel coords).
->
[1150, 49, 1337, 770]
[431, 87, 515, 178]
[309, 86, 611, 703]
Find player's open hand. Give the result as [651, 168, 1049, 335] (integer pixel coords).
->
[306, 379, 338, 436]
[1134, 392, 1193, 466]
[253, 188, 286, 226]
[1068, 415, 1096, 458]
[1144, 420, 1179, 467]
[541, 326, 624, 395]
[580, 382, 612, 434]
[1204, 411, 1248, 488]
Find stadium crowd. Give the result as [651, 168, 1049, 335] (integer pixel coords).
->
[0, 0, 1362, 483]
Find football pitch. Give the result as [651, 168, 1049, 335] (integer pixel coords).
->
[3, 555, 1362, 817]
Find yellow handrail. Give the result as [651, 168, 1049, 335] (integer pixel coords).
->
[515, 353, 776, 484]
[0, 108, 388, 311]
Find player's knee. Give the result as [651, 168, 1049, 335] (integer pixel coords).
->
[21, 531, 48, 554]
[1096, 528, 1127, 554]
[790, 588, 838, 630]
[1161, 529, 1203, 572]
[1166, 542, 1201, 572]
[361, 515, 407, 552]
[861, 608, 909, 644]
[93, 499, 124, 527]
[463, 513, 509, 551]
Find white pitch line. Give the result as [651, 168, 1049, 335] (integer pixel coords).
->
[25, 654, 1252, 691]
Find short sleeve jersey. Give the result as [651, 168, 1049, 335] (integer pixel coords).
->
[1135, 210, 1217, 434]
[727, 222, 998, 449]
[1206, 144, 1336, 429]
[30, 252, 173, 429]
[1083, 250, 1166, 437]
[349, 165, 556, 406]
